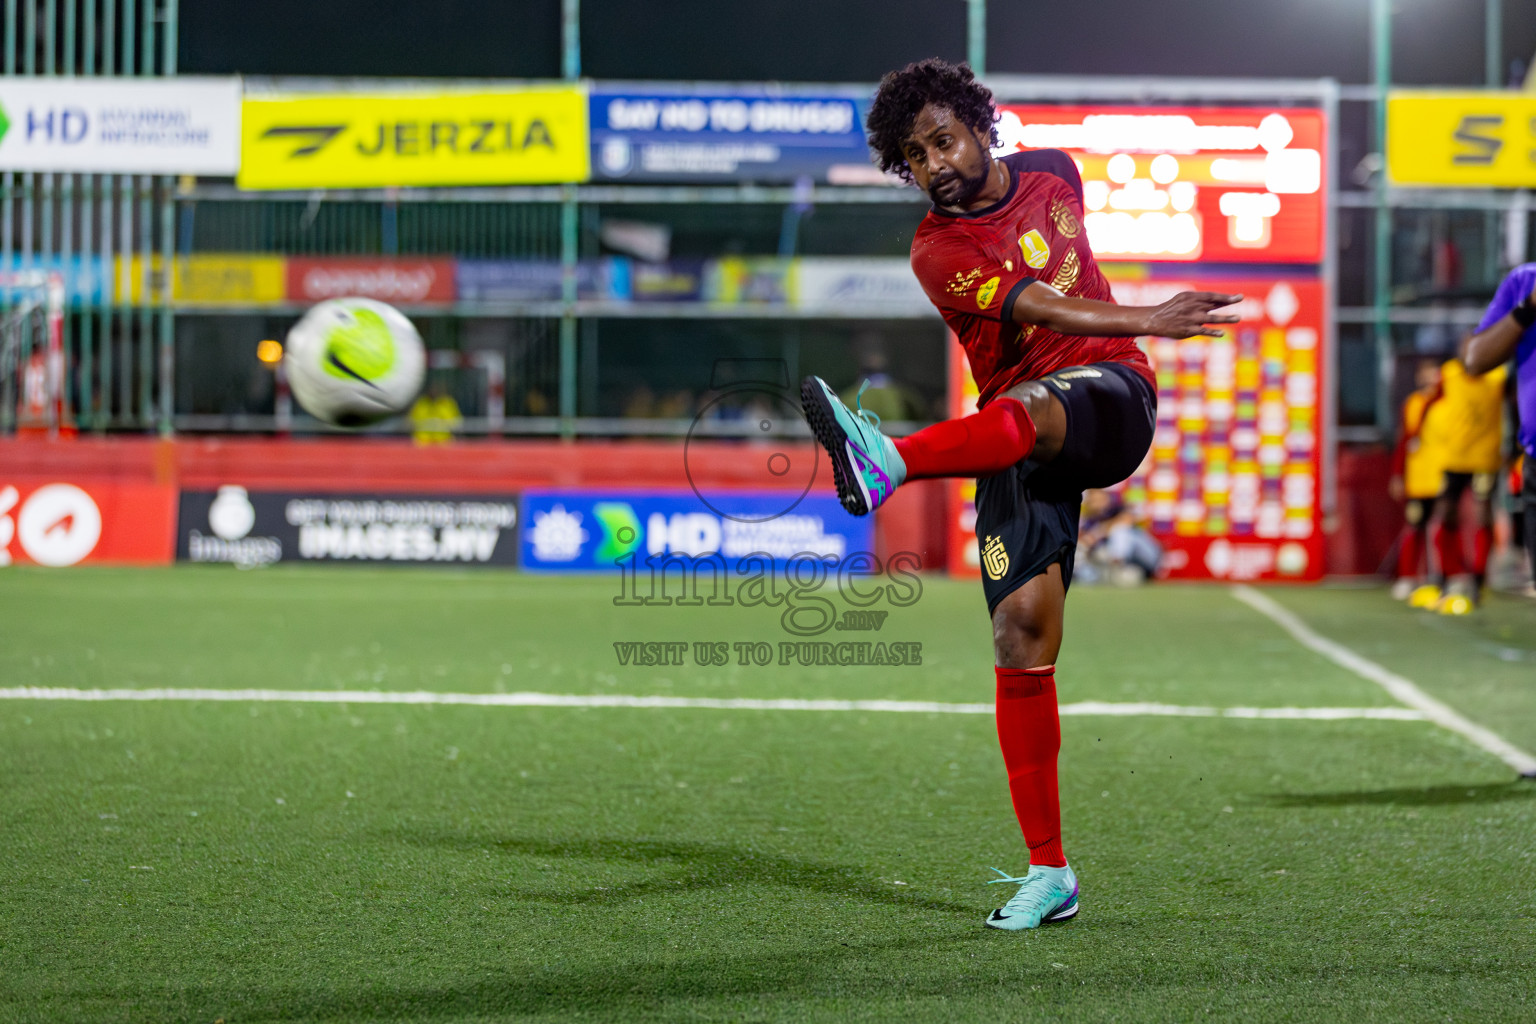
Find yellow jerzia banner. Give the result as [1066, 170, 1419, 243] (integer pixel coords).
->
[1387, 91, 1536, 187]
[238, 87, 589, 189]
[115, 254, 287, 305]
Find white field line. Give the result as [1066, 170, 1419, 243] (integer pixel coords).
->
[0, 686, 1423, 721]
[1231, 584, 1536, 776]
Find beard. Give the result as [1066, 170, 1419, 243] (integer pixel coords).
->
[926, 159, 990, 207]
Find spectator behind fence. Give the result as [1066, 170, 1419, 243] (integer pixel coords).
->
[410, 379, 463, 446]
[1077, 488, 1162, 586]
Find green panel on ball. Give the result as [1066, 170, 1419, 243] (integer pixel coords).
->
[321, 307, 398, 383]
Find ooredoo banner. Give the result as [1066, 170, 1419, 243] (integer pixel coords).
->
[176, 488, 519, 567]
[0, 479, 175, 566]
[286, 258, 456, 305]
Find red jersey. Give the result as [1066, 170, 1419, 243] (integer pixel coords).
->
[911, 149, 1153, 408]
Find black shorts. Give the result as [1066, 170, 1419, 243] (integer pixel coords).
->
[975, 361, 1157, 615]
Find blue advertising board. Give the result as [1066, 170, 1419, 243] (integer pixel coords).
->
[457, 258, 631, 302]
[520, 490, 872, 572]
[0, 254, 108, 307]
[589, 87, 875, 183]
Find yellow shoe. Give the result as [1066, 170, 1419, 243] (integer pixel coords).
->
[1438, 593, 1475, 616]
[1408, 584, 1442, 609]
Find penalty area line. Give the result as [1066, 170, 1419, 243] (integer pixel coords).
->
[0, 686, 1424, 721]
[1231, 584, 1536, 777]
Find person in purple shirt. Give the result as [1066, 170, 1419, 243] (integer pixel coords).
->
[1461, 262, 1536, 589]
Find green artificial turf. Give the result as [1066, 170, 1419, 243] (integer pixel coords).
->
[2, 568, 1534, 1023]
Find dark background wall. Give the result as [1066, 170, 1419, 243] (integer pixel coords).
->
[183, 0, 1536, 86]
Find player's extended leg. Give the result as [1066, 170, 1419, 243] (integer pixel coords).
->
[1430, 481, 1474, 614]
[1413, 489, 1461, 608]
[983, 564, 1079, 931]
[1466, 476, 1496, 602]
[1524, 460, 1536, 596]
[1392, 500, 1428, 600]
[800, 375, 1066, 515]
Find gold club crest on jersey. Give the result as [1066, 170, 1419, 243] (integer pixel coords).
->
[1018, 229, 1051, 270]
[1049, 198, 1081, 239]
[981, 534, 1010, 580]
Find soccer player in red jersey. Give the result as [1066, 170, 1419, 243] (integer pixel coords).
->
[801, 59, 1240, 930]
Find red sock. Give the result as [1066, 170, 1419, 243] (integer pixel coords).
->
[1397, 526, 1425, 579]
[995, 665, 1065, 868]
[1432, 523, 1464, 580]
[895, 397, 1037, 480]
[1472, 526, 1492, 583]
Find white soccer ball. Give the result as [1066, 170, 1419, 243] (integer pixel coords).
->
[284, 297, 426, 428]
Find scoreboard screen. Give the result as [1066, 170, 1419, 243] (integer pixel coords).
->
[993, 106, 1326, 264]
[948, 276, 1326, 583]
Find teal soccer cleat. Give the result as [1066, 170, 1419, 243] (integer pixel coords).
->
[800, 376, 907, 516]
[984, 865, 1080, 931]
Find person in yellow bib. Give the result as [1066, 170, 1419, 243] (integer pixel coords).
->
[1389, 358, 1444, 600]
[410, 379, 463, 446]
[1408, 357, 1507, 613]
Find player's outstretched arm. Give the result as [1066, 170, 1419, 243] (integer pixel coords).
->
[1461, 282, 1535, 375]
[1010, 281, 1242, 340]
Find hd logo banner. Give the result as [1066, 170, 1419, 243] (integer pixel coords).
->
[1387, 91, 1536, 187]
[239, 87, 590, 189]
[0, 77, 240, 174]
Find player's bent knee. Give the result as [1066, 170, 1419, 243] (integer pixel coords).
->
[995, 383, 1066, 462]
[991, 594, 1063, 669]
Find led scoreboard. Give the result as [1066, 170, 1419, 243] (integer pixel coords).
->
[993, 106, 1326, 264]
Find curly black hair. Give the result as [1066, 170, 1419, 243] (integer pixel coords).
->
[866, 58, 998, 184]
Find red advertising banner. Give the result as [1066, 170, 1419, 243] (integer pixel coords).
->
[994, 106, 1326, 264]
[948, 275, 1326, 582]
[0, 479, 176, 566]
[286, 258, 456, 305]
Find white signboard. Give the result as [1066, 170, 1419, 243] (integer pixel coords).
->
[793, 258, 932, 315]
[0, 77, 240, 174]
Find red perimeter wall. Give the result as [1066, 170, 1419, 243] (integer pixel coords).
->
[0, 437, 1401, 576]
[0, 436, 953, 572]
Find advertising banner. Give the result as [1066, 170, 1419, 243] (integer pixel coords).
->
[176, 488, 519, 567]
[792, 257, 930, 314]
[2, 254, 108, 306]
[1387, 91, 1536, 187]
[0, 479, 175, 566]
[0, 77, 240, 174]
[115, 253, 287, 306]
[456, 258, 631, 302]
[631, 260, 706, 302]
[520, 490, 872, 572]
[286, 257, 455, 305]
[590, 87, 871, 183]
[994, 106, 1326, 263]
[704, 257, 795, 304]
[949, 275, 1326, 583]
[238, 87, 589, 190]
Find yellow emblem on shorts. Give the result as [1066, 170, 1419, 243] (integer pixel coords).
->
[982, 534, 1010, 580]
[1019, 228, 1051, 270]
[976, 275, 1001, 310]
